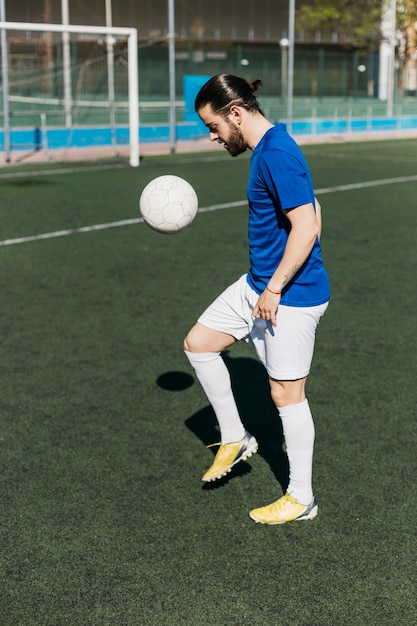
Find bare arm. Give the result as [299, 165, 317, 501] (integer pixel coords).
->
[315, 196, 322, 241]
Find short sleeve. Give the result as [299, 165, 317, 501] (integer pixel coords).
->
[258, 149, 314, 211]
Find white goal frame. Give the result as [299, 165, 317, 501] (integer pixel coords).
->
[0, 21, 139, 166]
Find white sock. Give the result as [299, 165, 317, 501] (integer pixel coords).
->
[278, 399, 315, 505]
[185, 350, 245, 444]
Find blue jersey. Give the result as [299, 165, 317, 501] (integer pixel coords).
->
[246, 123, 330, 306]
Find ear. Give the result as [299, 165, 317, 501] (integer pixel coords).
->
[228, 105, 244, 125]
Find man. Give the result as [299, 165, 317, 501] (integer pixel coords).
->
[184, 74, 330, 525]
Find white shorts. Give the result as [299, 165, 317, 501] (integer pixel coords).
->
[198, 274, 328, 380]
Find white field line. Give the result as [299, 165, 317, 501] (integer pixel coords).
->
[0, 218, 144, 247]
[315, 173, 417, 194]
[0, 156, 223, 181]
[0, 163, 127, 180]
[1, 174, 417, 248]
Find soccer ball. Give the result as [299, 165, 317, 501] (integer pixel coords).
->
[139, 175, 198, 234]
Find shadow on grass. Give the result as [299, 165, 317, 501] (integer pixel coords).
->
[179, 351, 289, 492]
[156, 370, 195, 391]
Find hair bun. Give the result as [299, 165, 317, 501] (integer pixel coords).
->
[249, 79, 263, 93]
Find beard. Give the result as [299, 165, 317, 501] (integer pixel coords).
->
[224, 120, 248, 157]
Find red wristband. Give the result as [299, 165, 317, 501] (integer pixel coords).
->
[266, 286, 281, 295]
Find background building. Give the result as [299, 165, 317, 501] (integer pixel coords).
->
[3, 0, 378, 99]
[1, 0, 416, 162]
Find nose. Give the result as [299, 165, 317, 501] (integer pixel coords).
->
[209, 131, 218, 142]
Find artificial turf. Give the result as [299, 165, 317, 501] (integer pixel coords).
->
[0, 139, 416, 625]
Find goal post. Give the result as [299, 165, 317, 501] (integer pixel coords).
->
[0, 21, 139, 166]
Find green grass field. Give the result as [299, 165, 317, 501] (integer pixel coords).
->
[1, 139, 417, 625]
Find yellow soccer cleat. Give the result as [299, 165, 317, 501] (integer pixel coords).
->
[202, 431, 258, 482]
[249, 492, 318, 525]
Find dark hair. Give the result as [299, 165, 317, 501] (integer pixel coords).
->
[195, 74, 264, 116]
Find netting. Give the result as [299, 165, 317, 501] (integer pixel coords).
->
[0, 22, 138, 165]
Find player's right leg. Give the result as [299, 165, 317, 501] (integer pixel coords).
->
[184, 324, 258, 481]
[184, 322, 235, 354]
[184, 276, 259, 481]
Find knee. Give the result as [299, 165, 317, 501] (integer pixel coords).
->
[269, 381, 287, 407]
[183, 333, 193, 352]
[184, 322, 234, 354]
[184, 326, 200, 353]
[269, 378, 306, 408]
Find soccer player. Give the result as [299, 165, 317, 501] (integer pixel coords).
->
[184, 74, 330, 525]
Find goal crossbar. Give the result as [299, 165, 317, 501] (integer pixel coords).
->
[0, 21, 139, 166]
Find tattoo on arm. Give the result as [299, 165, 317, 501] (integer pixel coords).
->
[282, 265, 301, 287]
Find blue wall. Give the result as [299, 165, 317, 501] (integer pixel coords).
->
[2, 116, 417, 153]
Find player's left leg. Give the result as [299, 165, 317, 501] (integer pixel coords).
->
[250, 377, 318, 524]
[249, 302, 328, 524]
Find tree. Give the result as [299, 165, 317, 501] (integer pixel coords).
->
[296, 0, 383, 47]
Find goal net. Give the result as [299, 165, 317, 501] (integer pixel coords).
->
[0, 22, 139, 166]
